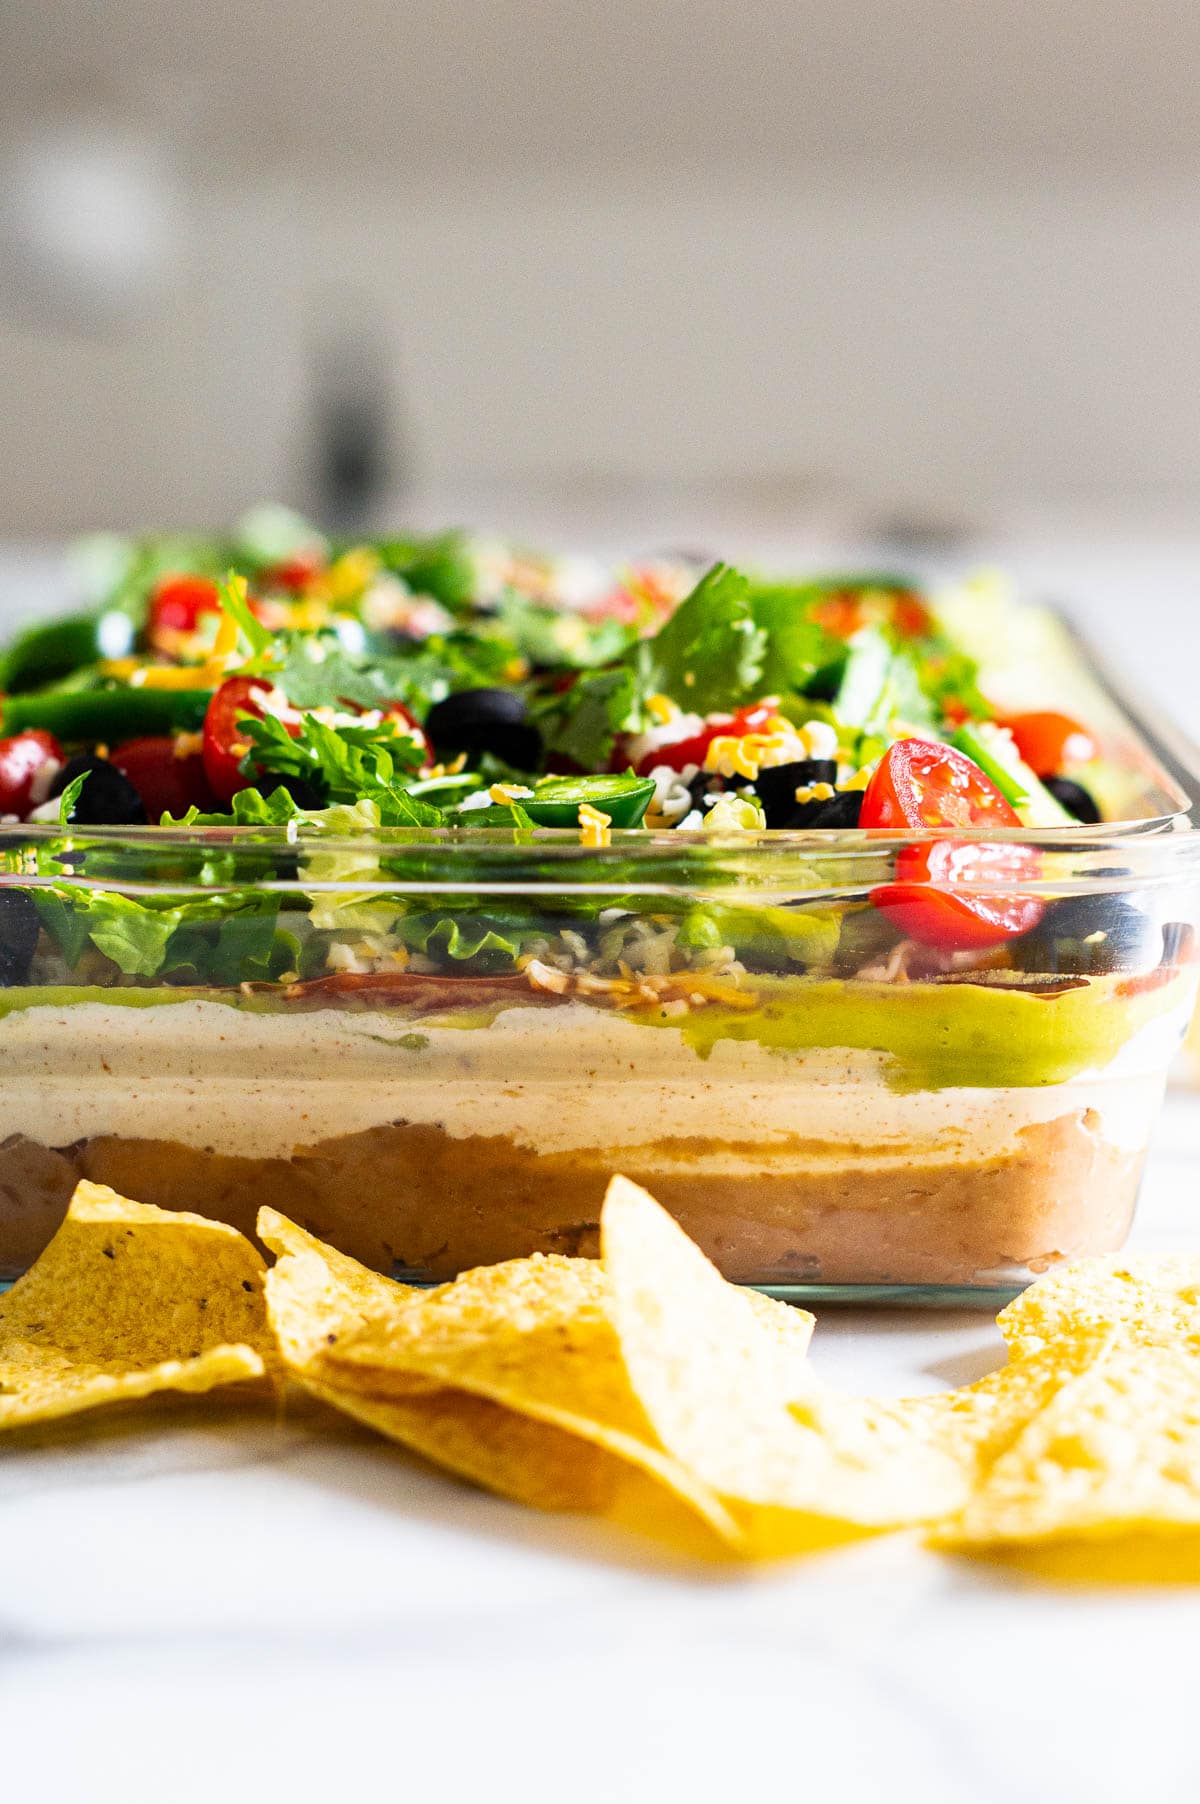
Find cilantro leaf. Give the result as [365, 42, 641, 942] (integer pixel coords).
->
[631, 563, 766, 714]
[238, 712, 442, 826]
[56, 772, 87, 825]
[241, 712, 425, 804]
[490, 594, 634, 670]
[745, 581, 845, 696]
[269, 636, 413, 711]
[375, 531, 477, 611]
[530, 666, 639, 771]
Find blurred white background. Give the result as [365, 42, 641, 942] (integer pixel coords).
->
[5, 0, 1200, 536]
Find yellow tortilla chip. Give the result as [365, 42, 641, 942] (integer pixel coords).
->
[0, 1181, 270, 1429]
[262, 1207, 761, 1547]
[933, 1341, 1200, 1549]
[262, 1209, 615, 1507]
[299, 1372, 627, 1514]
[968, 1533, 1200, 1586]
[601, 1176, 966, 1552]
[899, 1334, 1109, 1485]
[257, 1206, 432, 1385]
[998, 1254, 1200, 1362]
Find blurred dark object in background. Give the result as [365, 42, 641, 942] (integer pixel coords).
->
[306, 298, 405, 532]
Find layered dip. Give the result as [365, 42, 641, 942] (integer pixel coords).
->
[0, 507, 1195, 1294]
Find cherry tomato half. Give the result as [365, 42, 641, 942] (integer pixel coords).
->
[1002, 711, 1096, 778]
[110, 737, 216, 822]
[870, 840, 1046, 949]
[633, 701, 779, 776]
[149, 574, 222, 638]
[202, 677, 280, 803]
[862, 738, 1044, 949]
[891, 593, 933, 639]
[812, 590, 931, 641]
[813, 594, 865, 639]
[259, 554, 323, 594]
[0, 729, 62, 818]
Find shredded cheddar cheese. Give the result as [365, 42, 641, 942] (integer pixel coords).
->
[578, 803, 613, 847]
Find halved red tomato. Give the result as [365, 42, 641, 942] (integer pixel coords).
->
[110, 736, 216, 822]
[633, 701, 778, 775]
[812, 589, 931, 641]
[813, 593, 866, 639]
[0, 729, 62, 818]
[1001, 710, 1095, 778]
[259, 553, 323, 594]
[149, 574, 222, 638]
[862, 738, 1044, 949]
[891, 593, 933, 639]
[202, 677, 283, 803]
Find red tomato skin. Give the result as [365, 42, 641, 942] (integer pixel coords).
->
[259, 555, 322, 593]
[1002, 711, 1096, 778]
[149, 574, 222, 637]
[202, 677, 276, 803]
[633, 702, 778, 776]
[860, 738, 1020, 832]
[0, 730, 63, 818]
[110, 737, 217, 822]
[862, 738, 1043, 949]
[891, 594, 933, 638]
[813, 594, 866, 639]
[872, 842, 1045, 949]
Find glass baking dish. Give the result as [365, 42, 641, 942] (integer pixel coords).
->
[2, 689, 1199, 1307]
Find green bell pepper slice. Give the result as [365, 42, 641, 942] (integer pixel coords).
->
[0, 611, 137, 694]
[1, 685, 214, 743]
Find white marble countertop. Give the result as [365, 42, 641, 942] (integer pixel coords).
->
[3, 518, 1200, 1803]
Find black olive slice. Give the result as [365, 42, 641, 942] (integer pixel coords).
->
[0, 889, 40, 986]
[1043, 776, 1101, 825]
[259, 773, 326, 811]
[752, 760, 843, 828]
[786, 789, 864, 829]
[52, 755, 147, 826]
[1035, 894, 1163, 973]
[425, 688, 542, 771]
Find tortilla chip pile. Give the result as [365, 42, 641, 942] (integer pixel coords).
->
[9, 1174, 1200, 1571]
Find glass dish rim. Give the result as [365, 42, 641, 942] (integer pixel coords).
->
[9, 815, 1200, 902]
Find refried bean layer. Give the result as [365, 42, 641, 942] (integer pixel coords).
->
[0, 1109, 1142, 1287]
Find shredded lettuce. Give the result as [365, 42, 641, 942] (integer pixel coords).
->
[677, 902, 840, 970]
[32, 886, 292, 982]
